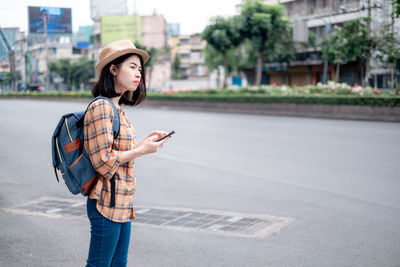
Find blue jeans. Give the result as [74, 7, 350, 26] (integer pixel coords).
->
[86, 198, 131, 267]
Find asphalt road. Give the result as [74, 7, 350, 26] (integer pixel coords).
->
[0, 99, 399, 267]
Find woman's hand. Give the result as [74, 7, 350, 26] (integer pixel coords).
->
[138, 132, 170, 155]
[134, 130, 169, 149]
[120, 130, 172, 163]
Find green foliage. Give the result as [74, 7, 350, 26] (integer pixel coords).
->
[342, 18, 375, 65]
[201, 16, 241, 55]
[48, 57, 95, 89]
[240, 1, 289, 59]
[146, 93, 399, 107]
[172, 55, 181, 79]
[71, 58, 95, 87]
[201, 16, 242, 86]
[321, 17, 377, 83]
[322, 18, 375, 66]
[3, 85, 400, 107]
[393, 0, 400, 17]
[300, 31, 317, 50]
[321, 26, 348, 64]
[0, 72, 13, 85]
[202, 38, 257, 75]
[134, 42, 157, 68]
[239, 1, 291, 85]
[375, 24, 400, 65]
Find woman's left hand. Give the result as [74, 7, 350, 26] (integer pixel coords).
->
[134, 130, 170, 148]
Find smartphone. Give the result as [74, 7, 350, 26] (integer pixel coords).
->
[156, 130, 175, 142]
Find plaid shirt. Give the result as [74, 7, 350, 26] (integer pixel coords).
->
[84, 99, 136, 222]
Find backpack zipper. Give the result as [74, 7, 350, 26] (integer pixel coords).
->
[65, 118, 73, 142]
[55, 137, 63, 163]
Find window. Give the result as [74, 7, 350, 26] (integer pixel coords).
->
[180, 38, 190, 45]
[72, 47, 82, 55]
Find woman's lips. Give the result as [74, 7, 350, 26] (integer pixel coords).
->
[134, 81, 140, 85]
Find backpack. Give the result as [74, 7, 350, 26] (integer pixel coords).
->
[51, 96, 120, 206]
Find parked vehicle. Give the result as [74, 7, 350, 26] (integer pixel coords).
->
[27, 83, 44, 92]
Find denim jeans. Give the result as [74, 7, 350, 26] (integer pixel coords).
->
[86, 198, 131, 267]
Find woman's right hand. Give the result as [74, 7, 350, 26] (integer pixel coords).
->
[119, 131, 171, 163]
[137, 134, 170, 155]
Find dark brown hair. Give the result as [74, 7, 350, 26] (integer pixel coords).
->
[92, 53, 147, 106]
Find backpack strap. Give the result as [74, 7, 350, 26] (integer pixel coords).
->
[91, 96, 120, 208]
[110, 175, 116, 208]
[79, 96, 120, 138]
[94, 96, 120, 139]
[77, 96, 121, 207]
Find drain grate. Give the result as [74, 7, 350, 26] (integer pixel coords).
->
[3, 197, 295, 238]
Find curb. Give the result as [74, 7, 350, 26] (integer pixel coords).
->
[143, 99, 400, 122]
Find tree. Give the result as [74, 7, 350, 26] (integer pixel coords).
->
[71, 58, 95, 89]
[393, 0, 400, 17]
[48, 58, 73, 87]
[321, 26, 348, 82]
[48, 57, 94, 89]
[0, 72, 13, 86]
[172, 54, 181, 79]
[202, 16, 241, 87]
[203, 38, 258, 86]
[239, 0, 291, 86]
[275, 21, 296, 85]
[375, 24, 400, 89]
[321, 18, 376, 85]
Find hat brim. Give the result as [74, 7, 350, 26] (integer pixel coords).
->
[95, 48, 150, 72]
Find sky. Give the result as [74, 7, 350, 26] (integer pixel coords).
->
[0, 0, 239, 35]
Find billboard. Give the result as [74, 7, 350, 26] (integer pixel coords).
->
[28, 6, 72, 34]
[101, 15, 141, 45]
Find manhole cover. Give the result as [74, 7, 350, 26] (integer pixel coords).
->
[3, 197, 295, 238]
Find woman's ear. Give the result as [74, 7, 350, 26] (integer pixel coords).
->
[109, 65, 117, 76]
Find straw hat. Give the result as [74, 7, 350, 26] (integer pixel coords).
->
[95, 40, 150, 72]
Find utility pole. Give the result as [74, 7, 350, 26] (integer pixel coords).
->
[43, 13, 49, 89]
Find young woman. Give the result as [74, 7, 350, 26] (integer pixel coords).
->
[83, 39, 171, 266]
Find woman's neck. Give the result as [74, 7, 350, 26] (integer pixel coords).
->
[110, 96, 121, 109]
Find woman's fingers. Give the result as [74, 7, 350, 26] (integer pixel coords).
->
[148, 130, 168, 138]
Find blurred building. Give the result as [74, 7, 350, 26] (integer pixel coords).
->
[0, 27, 19, 61]
[261, 0, 399, 87]
[141, 15, 170, 91]
[90, 0, 130, 20]
[25, 37, 89, 88]
[169, 34, 207, 79]
[0, 27, 19, 75]
[90, 0, 135, 52]
[167, 23, 181, 37]
[13, 32, 28, 87]
[90, 0, 171, 90]
[142, 15, 167, 48]
[73, 26, 94, 49]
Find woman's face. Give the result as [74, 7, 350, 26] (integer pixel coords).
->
[111, 54, 142, 95]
